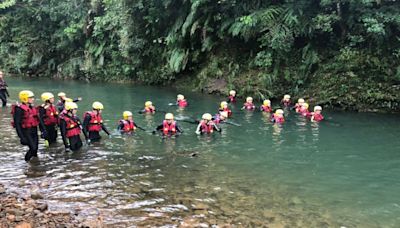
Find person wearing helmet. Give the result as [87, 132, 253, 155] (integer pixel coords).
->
[260, 99, 272, 113]
[281, 94, 291, 107]
[176, 94, 188, 108]
[310, 106, 324, 122]
[242, 97, 256, 110]
[227, 90, 237, 103]
[295, 98, 305, 113]
[139, 101, 156, 114]
[196, 113, 221, 134]
[56, 92, 82, 113]
[299, 103, 311, 117]
[12, 90, 46, 161]
[154, 113, 183, 135]
[82, 101, 110, 141]
[0, 71, 10, 107]
[118, 111, 142, 134]
[219, 101, 232, 117]
[213, 111, 228, 124]
[271, 109, 285, 124]
[59, 102, 88, 152]
[38, 92, 59, 144]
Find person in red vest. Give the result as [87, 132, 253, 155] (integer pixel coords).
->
[299, 103, 311, 117]
[242, 97, 256, 110]
[295, 98, 305, 113]
[56, 92, 82, 113]
[38, 92, 59, 145]
[260, 99, 272, 113]
[219, 101, 232, 117]
[195, 113, 221, 135]
[118, 111, 142, 134]
[12, 90, 46, 161]
[82, 101, 110, 141]
[139, 101, 156, 114]
[227, 90, 237, 103]
[281, 94, 291, 107]
[60, 102, 88, 152]
[271, 109, 285, 124]
[310, 106, 324, 122]
[176, 94, 188, 108]
[154, 113, 183, 135]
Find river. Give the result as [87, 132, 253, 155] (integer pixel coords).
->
[0, 77, 400, 227]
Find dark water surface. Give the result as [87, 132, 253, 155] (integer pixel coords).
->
[1, 77, 400, 227]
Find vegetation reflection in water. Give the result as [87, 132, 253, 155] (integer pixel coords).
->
[0, 78, 400, 226]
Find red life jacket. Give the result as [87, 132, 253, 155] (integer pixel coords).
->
[178, 100, 188, 108]
[260, 105, 272, 113]
[282, 100, 291, 107]
[243, 102, 255, 110]
[85, 111, 103, 132]
[145, 106, 155, 113]
[11, 104, 40, 128]
[62, 114, 81, 137]
[300, 108, 311, 117]
[41, 104, 59, 126]
[272, 114, 285, 124]
[162, 120, 176, 134]
[219, 107, 232, 117]
[228, 95, 236, 103]
[200, 120, 214, 133]
[120, 120, 136, 132]
[312, 113, 324, 122]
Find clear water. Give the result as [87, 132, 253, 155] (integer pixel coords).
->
[1, 77, 400, 227]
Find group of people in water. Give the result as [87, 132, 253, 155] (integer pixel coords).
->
[3, 70, 324, 162]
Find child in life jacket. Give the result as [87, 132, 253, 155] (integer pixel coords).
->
[154, 113, 183, 135]
[176, 94, 188, 108]
[295, 98, 305, 113]
[260, 99, 272, 113]
[60, 102, 88, 152]
[299, 103, 311, 117]
[82, 101, 110, 141]
[271, 109, 285, 124]
[242, 97, 256, 110]
[227, 90, 236, 103]
[281, 94, 291, 107]
[38, 92, 59, 145]
[310, 106, 324, 122]
[139, 101, 156, 114]
[195, 113, 221, 135]
[219, 101, 232, 117]
[118, 111, 141, 134]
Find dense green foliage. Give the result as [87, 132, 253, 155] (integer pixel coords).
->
[1, 0, 400, 110]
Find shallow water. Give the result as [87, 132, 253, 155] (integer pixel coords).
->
[1, 77, 400, 227]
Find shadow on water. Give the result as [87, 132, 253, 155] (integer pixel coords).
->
[1, 77, 400, 226]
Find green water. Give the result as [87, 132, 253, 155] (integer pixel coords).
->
[1, 77, 400, 227]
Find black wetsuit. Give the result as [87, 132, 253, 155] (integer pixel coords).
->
[59, 113, 87, 151]
[0, 79, 9, 107]
[14, 105, 44, 161]
[82, 113, 110, 141]
[38, 104, 58, 144]
[117, 120, 140, 134]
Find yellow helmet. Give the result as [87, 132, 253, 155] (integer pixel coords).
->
[314, 106, 322, 111]
[220, 111, 228, 118]
[92, 101, 104, 110]
[19, 90, 34, 103]
[202, 113, 212, 121]
[57, 92, 66, 98]
[229, 90, 236, 96]
[65, 102, 78, 111]
[145, 101, 153, 107]
[263, 99, 271, 106]
[165, 113, 174, 120]
[177, 94, 184, 100]
[275, 109, 284, 115]
[64, 97, 73, 102]
[41, 92, 54, 102]
[284, 94, 291, 100]
[302, 103, 309, 109]
[298, 98, 305, 103]
[246, 97, 253, 103]
[123, 111, 133, 120]
[220, 101, 228, 108]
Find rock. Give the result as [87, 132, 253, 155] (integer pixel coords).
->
[7, 214, 16, 222]
[15, 222, 32, 228]
[25, 207, 34, 213]
[192, 203, 209, 210]
[15, 215, 23, 222]
[0, 186, 5, 194]
[30, 192, 44, 200]
[33, 209, 41, 215]
[36, 203, 48, 211]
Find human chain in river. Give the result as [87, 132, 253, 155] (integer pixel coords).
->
[9, 89, 324, 162]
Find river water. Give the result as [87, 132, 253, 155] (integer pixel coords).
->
[1, 77, 400, 227]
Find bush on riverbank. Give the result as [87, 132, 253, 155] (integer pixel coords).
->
[0, 0, 400, 111]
